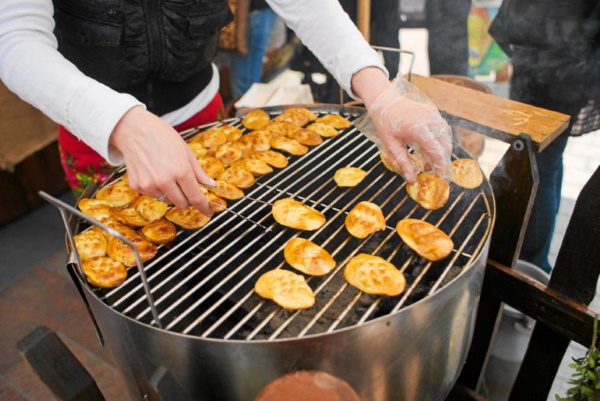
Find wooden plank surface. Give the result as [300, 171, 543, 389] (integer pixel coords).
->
[409, 74, 570, 152]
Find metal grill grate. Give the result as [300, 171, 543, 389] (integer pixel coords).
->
[83, 106, 493, 341]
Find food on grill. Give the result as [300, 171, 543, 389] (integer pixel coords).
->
[285, 107, 317, 121]
[255, 269, 315, 309]
[165, 206, 211, 230]
[315, 114, 351, 129]
[92, 217, 130, 240]
[306, 122, 338, 138]
[239, 130, 272, 152]
[380, 153, 395, 172]
[251, 150, 289, 168]
[214, 142, 244, 166]
[78, 198, 113, 221]
[344, 254, 406, 296]
[190, 128, 227, 148]
[200, 187, 227, 213]
[406, 172, 450, 210]
[272, 198, 326, 231]
[242, 109, 270, 130]
[95, 180, 139, 207]
[188, 142, 208, 158]
[197, 156, 225, 179]
[106, 228, 158, 267]
[82, 256, 127, 288]
[130, 195, 169, 223]
[232, 158, 273, 176]
[74, 230, 107, 261]
[273, 111, 310, 127]
[284, 238, 336, 276]
[139, 219, 177, 245]
[451, 158, 484, 189]
[333, 167, 367, 187]
[218, 165, 255, 189]
[217, 125, 244, 142]
[265, 121, 302, 137]
[396, 219, 454, 261]
[255, 371, 360, 401]
[345, 201, 386, 239]
[271, 137, 309, 156]
[209, 180, 244, 200]
[110, 206, 150, 227]
[287, 129, 323, 147]
[410, 152, 428, 172]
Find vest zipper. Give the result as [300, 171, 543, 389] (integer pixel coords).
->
[144, 0, 162, 111]
[145, 0, 163, 73]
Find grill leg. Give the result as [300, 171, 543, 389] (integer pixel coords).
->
[453, 134, 538, 394]
[17, 326, 105, 401]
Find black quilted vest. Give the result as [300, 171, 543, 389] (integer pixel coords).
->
[52, 0, 233, 115]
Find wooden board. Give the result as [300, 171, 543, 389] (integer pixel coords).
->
[0, 141, 68, 226]
[409, 74, 570, 152]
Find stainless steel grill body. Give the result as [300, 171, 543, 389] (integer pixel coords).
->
[72, 105, 495, 401]
[83, 250, 485, 401]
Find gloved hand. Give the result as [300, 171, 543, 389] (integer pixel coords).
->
[355, 77, 453, 183]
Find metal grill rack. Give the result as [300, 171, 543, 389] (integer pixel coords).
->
[54, 105, 494, 341]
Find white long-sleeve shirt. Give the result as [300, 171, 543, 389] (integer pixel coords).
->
[0, 0, 386, 165]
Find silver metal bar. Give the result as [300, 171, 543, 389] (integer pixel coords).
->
[207, 200, 272, 232]
[38, 191, 163, 329]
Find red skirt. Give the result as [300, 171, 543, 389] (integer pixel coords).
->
[58, 93, 223, 196]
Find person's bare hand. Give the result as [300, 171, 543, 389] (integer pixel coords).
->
[351, 68, 453, 183]
[109, 106, 214, 215]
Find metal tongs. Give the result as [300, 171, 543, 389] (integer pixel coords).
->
[159, 183, 273, 232]
[201, 183, 273, 232]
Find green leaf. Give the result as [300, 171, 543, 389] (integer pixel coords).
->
[581, 386, 594, 396]
[586, 370, 597, 381]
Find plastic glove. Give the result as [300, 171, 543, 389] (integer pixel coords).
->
[109, 106, 215, 216]
[355, 77, 453, 183]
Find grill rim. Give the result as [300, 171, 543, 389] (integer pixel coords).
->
[70, 103, 497, 343]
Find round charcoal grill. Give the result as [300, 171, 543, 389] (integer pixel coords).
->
[62, 105, 494, 401]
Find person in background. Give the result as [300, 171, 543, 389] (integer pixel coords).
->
[0, 0, 453, 217]
[489, 0, 600, 273]
[230, 1, 278, 99]
[300, 0, 471, 104]
[424, 0, 471, 76]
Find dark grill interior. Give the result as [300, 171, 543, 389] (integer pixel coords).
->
[79, 106, 494, 341]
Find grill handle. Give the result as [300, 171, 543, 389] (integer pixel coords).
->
[39, 191, 164, 329]
[338, 46, 415, 106]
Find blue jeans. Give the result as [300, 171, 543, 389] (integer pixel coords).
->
[230, 8, 278, 98]
[520, 132, 570, 273]
[511, 48, 587, 274]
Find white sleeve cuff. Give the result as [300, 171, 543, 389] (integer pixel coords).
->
[67, 86, 144, 166]
[267, 0, 389, 100]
